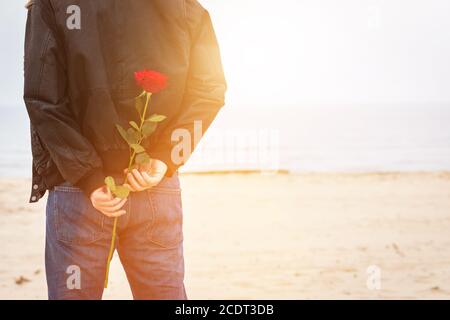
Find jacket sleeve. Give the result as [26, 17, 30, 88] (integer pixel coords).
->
[23, 1, 105, 197]
[146, 0, 227, 175]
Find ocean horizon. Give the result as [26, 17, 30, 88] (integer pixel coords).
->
[1, 103, 450, 178]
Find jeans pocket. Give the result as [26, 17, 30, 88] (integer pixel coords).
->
[52, 185, 105, 245]
[146, 187, 184, 248]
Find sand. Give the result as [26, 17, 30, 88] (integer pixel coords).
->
[1, 172, 450, 299]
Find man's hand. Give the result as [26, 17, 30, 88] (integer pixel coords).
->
[124, 158, 168, 192]
[90, 186, 128, 217]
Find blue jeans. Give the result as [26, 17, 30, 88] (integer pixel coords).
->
[45, 174, 187, 300]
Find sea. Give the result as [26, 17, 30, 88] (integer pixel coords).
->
[1, 103, 450, 177]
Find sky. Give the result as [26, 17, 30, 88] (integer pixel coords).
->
[1, 0, 450, 108]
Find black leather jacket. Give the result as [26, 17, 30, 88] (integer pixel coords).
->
[23, 0, 226, 203]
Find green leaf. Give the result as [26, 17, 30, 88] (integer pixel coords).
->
[142, 121, 157, 138]
[130, 143, 146, 154]
[129, 121, 140, 132]
[135, 152, 151, 165]
[104, 176, 116, 192]
[113, 185, 130, 199]
[127, 128, 140, 144]
[115, 124, 129, 144]
[147, 114, 167, 123]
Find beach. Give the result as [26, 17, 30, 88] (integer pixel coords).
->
[1, 172, 450, 299]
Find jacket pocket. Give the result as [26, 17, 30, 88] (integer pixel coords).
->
[53, 185, 105, 245]
[146, 187, 184, 249]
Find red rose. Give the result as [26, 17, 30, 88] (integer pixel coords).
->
[134, 69, 168, 93]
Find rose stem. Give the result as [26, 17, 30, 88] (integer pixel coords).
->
[104, 92, 152, 288]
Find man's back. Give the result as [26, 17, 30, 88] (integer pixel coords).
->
[24, 0, 226, 201]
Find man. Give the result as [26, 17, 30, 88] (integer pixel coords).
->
[23, 0, 226, 299]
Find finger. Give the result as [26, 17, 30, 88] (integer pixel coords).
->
[132, 169, 148, 187]
[109, 210, 127, 218]
[100, 209, 126, 218]
[94, 198, 124, 209]
[142, 171, 160, 186]
[123, 168, 133, 175]
[146, 171, 165, 182]
[127, 172, 143, 191]
[127, 173, 145, 191]
[95, 196, 124, 207]
[101, 211, 114, 218]
[93, 191, 115, 202]
[94, 196, 123, 208]
[97, 198, 127, 213]
[123, 183, 136, 192]
[141, 171, 154, 185]
[138, 162, 152, 173]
